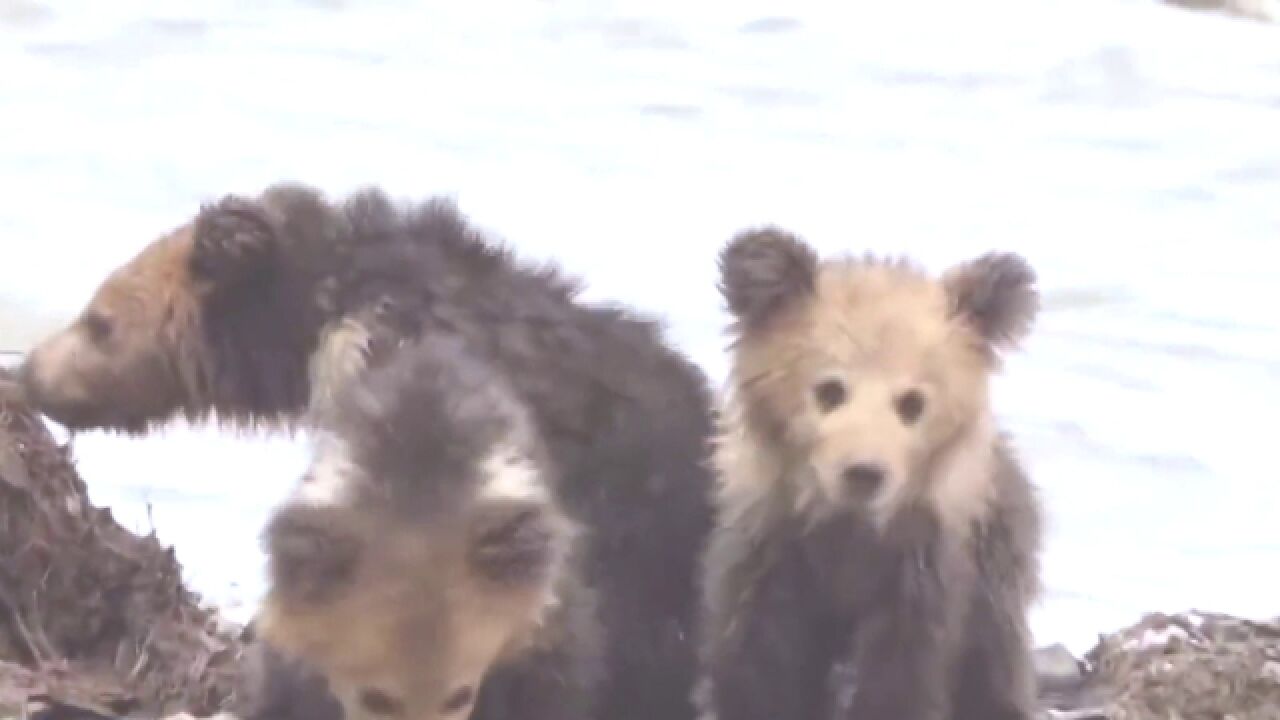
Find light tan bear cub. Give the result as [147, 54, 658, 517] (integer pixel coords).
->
[695, 228, 1044, 720]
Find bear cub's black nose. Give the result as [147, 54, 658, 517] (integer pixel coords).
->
[842, 463, 885, 497]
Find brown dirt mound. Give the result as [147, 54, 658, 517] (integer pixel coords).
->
[1085, 610, 1280, 720]
[0, 367, 245, 718]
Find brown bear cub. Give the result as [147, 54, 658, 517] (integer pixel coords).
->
[260, 333, 599, 720]
[694, 229, 1044, 720]
[20, 184, 716, 720]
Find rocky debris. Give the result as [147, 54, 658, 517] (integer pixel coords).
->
[1162, 0, 1280, 22]
[1034, 610, 1280, 720]
[1036, 643, 1110, 720]
[1037, 642, 1086, 689]
[0, 368, 246, 718]
[1037, 643, 1095, 707]
[1088, 610, 1280, 720]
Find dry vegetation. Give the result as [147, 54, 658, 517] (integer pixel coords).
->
[0, 367, 244, 718]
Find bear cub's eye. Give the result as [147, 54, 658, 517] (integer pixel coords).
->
[813, 378, 848, 413]
[895, 389, 926, 425]
[82, 312, 113, 344]
[359, 688, 403, 716]
[441, 686, 475, 714]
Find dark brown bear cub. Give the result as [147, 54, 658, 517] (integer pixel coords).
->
[260, 333, 599, 720]
[694, 229, 1044, 720]
[20, 184, 716, 720]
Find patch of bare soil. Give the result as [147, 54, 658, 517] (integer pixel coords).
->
[0, 367, 244, 718]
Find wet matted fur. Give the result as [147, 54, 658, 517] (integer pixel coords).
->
[695, 228, 1044, 720]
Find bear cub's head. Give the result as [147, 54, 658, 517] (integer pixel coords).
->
[20, 185, 335, 432]
[258, 335, 572, 720]
[718, 228, 1038, 523]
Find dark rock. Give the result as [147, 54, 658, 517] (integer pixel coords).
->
[1035, 642, 1085, 690]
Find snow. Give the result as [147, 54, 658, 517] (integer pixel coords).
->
[2, 0, 1278, 657]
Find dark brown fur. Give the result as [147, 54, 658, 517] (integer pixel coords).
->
[695, 229, 1043, 720]
[717, 227, 819, 330]
[22, 183, 716, 720]
[261, 335, 600, 720]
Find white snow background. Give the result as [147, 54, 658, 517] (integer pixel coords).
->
[1, 0, 1278, 657]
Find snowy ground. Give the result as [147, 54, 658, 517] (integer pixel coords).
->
[1, 0, 1278, 656]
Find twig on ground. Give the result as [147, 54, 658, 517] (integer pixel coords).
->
[0, 584, 48, 668]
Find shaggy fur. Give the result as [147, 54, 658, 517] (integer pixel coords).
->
[260, 335, 602, 720]
[231, 637, 347, 720]
[22, 183, 716, 720]
[695, 228, 1043, 720]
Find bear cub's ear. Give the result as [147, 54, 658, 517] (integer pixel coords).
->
[190, 194, 281, 290]
[943, 252, 1039, 351]
[467, 498, 568, 588]
[264, 504, 363, 606]
[718, 227, 819, 328]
